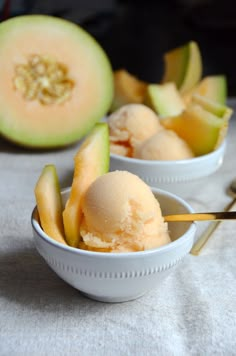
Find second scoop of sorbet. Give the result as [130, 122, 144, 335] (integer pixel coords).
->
[134, 129, 194, 160]
[108, 104, 163, 156]
[80, 171, 170, 252]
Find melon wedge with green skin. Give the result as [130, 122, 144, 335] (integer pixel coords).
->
[162, 107, 226, 156]
[191, 94, 232, 119]
[162, 41, 202, 94]
[0, 15, 113, 148]
[182, 75, 227, 105]
[34, 165, 66, 245]
[144, 82, 185, 117]
[162, 102, 232, 156]
[63, 123, 109, 247]
[195, 75, 227, 105]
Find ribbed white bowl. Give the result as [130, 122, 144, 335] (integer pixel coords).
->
[31, 187, 196, 303]
[110, 141, 226, 194]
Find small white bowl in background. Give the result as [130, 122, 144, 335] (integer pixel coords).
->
[31, 187, 196, 303]
[109, 141, 226, 195]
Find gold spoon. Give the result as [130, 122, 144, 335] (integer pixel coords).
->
[164, 211, 236, 222]
[189, 178, 236, 255]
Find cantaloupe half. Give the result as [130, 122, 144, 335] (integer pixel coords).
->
[162, 41, 202, 94]
[34, 164, 66, 245]
[63, 122, 109, 247]
[0, 15, 113, 148]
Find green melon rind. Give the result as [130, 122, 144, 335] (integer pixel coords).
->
[0, 15, 114, 148]
[180, 41, 202, 94]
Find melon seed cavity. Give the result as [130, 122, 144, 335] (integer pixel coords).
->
[13, 54, 75, 105]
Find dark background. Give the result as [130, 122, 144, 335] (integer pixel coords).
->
[1, 0, 236, 96]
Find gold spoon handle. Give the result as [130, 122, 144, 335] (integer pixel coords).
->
[190, 198, 236, 256]
[164, 210, 236, 222]
[190, 221, 221, 256]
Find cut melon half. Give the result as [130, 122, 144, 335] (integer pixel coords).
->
[63, 122, 109, 247]
[0, 15, 113, 148]
[34, 164, 66, 245]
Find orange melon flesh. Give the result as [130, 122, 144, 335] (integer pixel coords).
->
[110, 69, 147, 112]
[63, 123, 109, 247]
[0, 15, 113, 147]
[162, 105, 228, 156]
[34, 164, 66, 245]
[162, 45, 188, 88]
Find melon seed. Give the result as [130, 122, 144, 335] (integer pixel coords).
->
[13, 54, 75, 105]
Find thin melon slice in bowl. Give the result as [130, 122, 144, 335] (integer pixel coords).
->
[34, 164, 67, 245]
[63, 122, 110, 247]
[0, 15, 113, 148]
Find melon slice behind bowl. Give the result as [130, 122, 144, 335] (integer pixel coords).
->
[0, 15, 113, 148]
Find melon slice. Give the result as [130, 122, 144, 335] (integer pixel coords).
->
[195, 75, 227, 105]
[144, 82, 185, 117]
[34, 164, 66, 245]
[182, 75, 227, 105]
[0, 15, 113, 148]
[162, 99, 232, 156]
[110, 69, 147, 112]
[162, 41, 202, 94]
[63, 123, 109, 247]
[191, 94, 232, 119]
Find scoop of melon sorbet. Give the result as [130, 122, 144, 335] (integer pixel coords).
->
[79, 171, 171, 252]
[108, 104, 163, 156]
[134, 129, 194, 160]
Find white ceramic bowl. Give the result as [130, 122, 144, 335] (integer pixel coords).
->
[109, 141, 226, 194]
[31, 187, 196, 303]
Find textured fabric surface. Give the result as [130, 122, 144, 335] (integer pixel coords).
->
[1, 102, 236, 356]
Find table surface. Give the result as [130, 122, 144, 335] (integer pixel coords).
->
[1, 100, 236, 356]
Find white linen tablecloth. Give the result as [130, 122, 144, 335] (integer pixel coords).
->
[1, 100, 236, 356]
